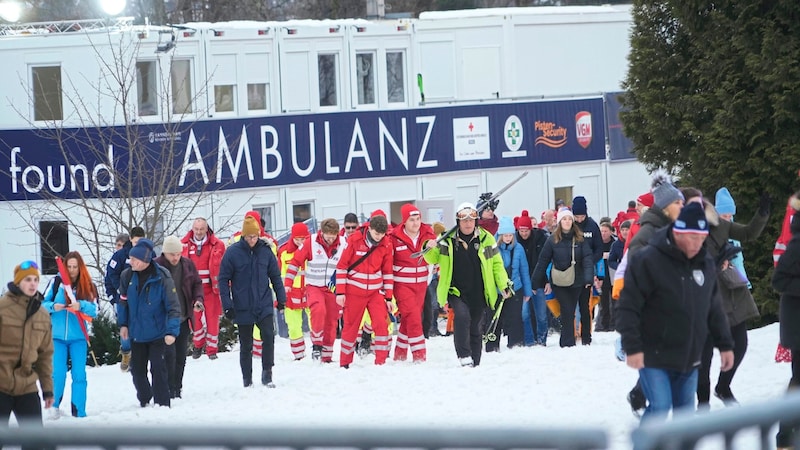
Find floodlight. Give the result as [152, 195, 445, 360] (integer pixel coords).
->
[100, 0, 126, 16]
[0, 1, 22, 23]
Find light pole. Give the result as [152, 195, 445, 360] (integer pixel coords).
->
[0, 1, 22, 22]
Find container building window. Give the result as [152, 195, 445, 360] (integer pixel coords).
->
[136, 61, 158, 116]
[171, 59, 193, 114]
[32, 66, 63, 121]
[214, 85, 235, 112]
[356, 52, 375, 105]
[247, 83, 267, 111]
[39, 221, 68, 275]
[386, 51, 405, 103]
[318, 54, 338, 107]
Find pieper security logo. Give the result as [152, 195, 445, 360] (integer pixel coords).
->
[575, 111, 592, 149]
[534, 120, 567, 148]
[502, 115, 526, 158]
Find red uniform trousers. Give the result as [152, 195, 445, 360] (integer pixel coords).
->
[393, 282, 427, 362]
[340, 291, 390, 367]
[193, 285, 221, 356]
[307, 285, 340, 363]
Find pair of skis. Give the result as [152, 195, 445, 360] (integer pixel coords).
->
[411, 170, 529, 260]
[55, 256, 99, 366]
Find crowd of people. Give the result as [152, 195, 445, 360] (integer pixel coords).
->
[0, 178, 798, 450]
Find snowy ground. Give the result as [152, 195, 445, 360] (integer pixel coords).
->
[39, 323, 791, 449]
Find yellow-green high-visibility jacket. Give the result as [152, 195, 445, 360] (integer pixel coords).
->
[424, 228, 509, 309]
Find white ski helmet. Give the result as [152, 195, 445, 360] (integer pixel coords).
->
[456, 202, 478, 219]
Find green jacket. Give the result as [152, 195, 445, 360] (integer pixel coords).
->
[424, 228, 509, 308]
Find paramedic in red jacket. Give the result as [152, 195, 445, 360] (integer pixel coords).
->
[390, 204, 436, 362]
[181, 217, 226, 359]
[336, 215, 394, 367]
[284, 218, 346, 363]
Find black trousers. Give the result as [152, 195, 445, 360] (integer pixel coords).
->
[486, 292, 524, 351]
[130, 339, 170, 407]
[449, 295, 486, 366]
[422, 288, 433, 339]
[777, 349, 800, 447]
[0, 391, 44, 450]
[165, 320, 191, 395]
[595, 279, 613, 331]
[238, 316, 275, 382]
[697, 321, 749, 403]
[552, 285, 586, 347]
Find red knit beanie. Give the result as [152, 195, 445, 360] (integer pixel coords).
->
[400, 203, 420, 224]
[516, 210, 533, 230]
[291, 222, 310, 239]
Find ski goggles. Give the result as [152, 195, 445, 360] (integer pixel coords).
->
[456, 209, 478, 220]
[19, 260, 39, 270]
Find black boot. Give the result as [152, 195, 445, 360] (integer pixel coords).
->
[311, 345, 322, 361]
[243, 377, 253, 387]
[357, 332, 373, 357]
[262, 369, 275, 388]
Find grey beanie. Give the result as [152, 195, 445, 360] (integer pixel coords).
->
[651, 170, 684, 210]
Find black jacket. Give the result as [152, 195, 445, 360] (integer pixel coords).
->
[772, 210, 800, 350]
[626, 207, 673, 259]
[516, 228, 548, 278]
[616, 227, 733, 372]
[575, 217, 603, 265]
[531, 231, 593, 290]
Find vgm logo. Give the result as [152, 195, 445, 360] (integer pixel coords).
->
[575, 111, 592, 149]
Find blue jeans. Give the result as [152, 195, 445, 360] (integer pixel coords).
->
[117, 303, 131, 352]
[522, 289, 548, 345]
[638, 367, 698, 423]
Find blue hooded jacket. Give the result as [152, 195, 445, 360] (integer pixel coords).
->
[118, 263, 180, 342]
[497, 239, 533, 297]
[42, 275, 98, 342]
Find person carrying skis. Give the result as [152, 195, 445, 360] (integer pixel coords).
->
[424, 202, 511, 367]
[390, 204, 436, 362]
[42, 251, 98, 417]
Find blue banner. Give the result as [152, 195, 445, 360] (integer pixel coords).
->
[604, 91, 636, 160]
[0, 97, 606, 201]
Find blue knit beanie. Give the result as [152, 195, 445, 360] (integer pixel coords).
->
[129, 238, 155, 263]
[715, 187, 736, 215]
[572, 196, 588, 216]
[496, 216, 516, 236]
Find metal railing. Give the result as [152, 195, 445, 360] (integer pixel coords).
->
[0, 425, 608, 450]
[0, 17, 135, 36]
[631, 390, 800, 450]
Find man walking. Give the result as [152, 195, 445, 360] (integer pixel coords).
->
[181, 217, 225, 360]
[219, 216, 286, 387]
[118, 239, 181, 408]
[424, 202, 511, 367]
[105, 226, 145, 372]
[616, 202, 734, 422]
[154, 236, 204, 399]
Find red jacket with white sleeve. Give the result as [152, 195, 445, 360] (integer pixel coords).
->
[390, 223, 436, 286]
[336, 230, 393, 298]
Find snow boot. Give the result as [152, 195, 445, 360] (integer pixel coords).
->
[243, 376, 253, 388]
[459, 357, 474, 367]
[714, 386, 739, 407]
[312, 345, 322, 361]
[262, 369, 275, 388]
[627, 386, 646, 418]
[357, 332, 373, 357]
[192, 346, 203, 360]
[120, 351, 131, 372]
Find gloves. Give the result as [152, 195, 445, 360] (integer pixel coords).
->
[276, 302, 285, 311]
[758, 191, 771, 216]
[224, 308, 236, 320]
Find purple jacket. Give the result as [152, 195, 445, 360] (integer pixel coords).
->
[154, 255, 204, 321]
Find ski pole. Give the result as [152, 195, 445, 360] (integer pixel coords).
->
[483, 296, 506, 343]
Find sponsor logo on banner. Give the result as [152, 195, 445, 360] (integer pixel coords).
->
[575, 111, 592, 149]
[452, 117, 490, 161]
[534, 120, 567, 148]
[148, 131, 183, 144]
[502, 115, 526, 158]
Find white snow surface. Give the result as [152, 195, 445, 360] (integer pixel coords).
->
[41, 322, 791, 449]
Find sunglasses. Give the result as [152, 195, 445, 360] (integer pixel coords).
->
[344, 225, 357, 230]
[456, 210, 478, 220]
[20, 260, 39, 270]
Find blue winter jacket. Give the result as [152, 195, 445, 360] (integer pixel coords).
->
[42, 276, 98, 342]
[104, 242, 132, 304]
[497, 240, 533, 297]
[218, 238, 287, 325]
[118, 263, 181, 342]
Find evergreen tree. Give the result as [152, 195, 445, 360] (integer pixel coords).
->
[622, 0, 800, 323]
